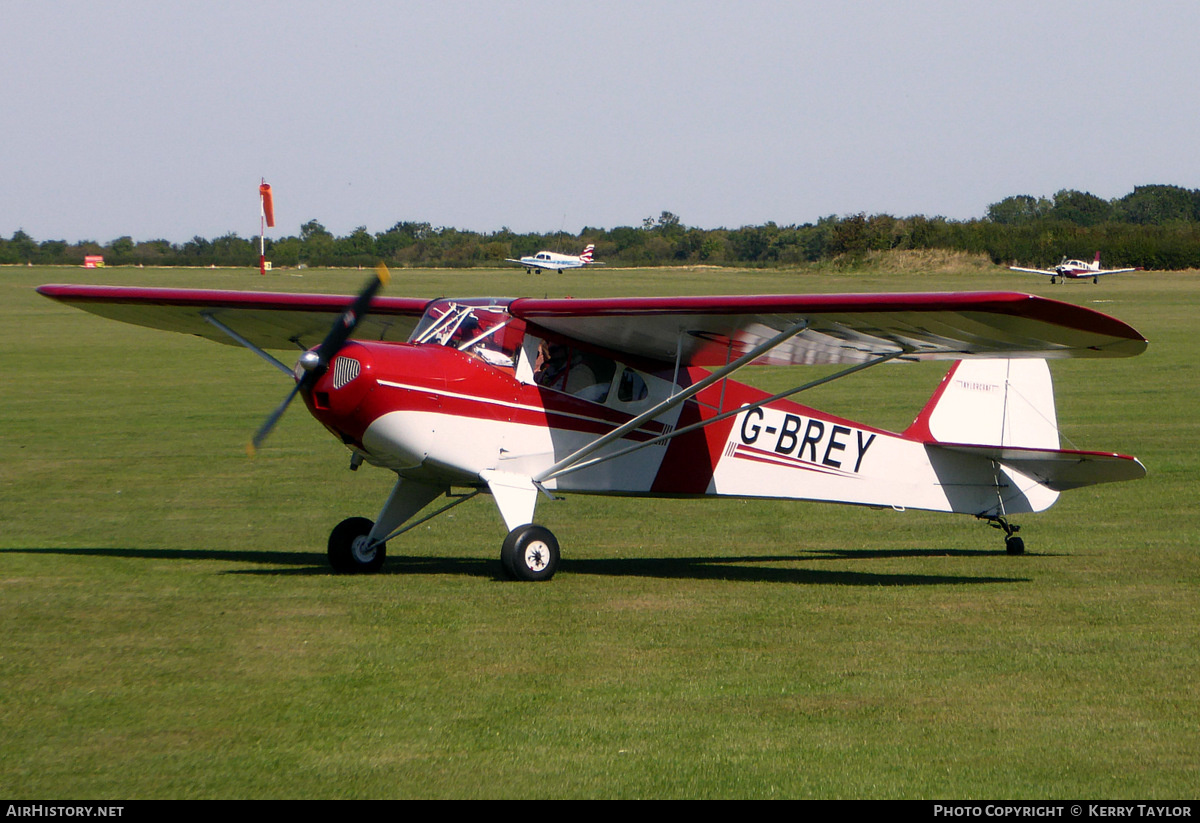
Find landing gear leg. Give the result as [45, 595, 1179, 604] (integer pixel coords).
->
[501, 524, 560, 581]
[979, 515, 1024, 555]
[327, 477, 447, 574]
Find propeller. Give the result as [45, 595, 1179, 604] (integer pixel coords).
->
[247, 262, 391, 455]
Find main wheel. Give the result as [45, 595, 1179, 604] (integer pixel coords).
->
[328, 516, 386, 574]
[1005, 535, 1025, 556]
[500, 524, 560, 581]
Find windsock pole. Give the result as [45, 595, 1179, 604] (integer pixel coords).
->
[259, 180, 275, 275]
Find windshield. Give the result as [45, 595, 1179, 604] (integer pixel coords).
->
[409, 298, 523, 368]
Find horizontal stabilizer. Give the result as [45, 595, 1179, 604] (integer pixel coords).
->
[929, 443, 1146, 491]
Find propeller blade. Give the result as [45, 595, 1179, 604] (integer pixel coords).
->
[246, 263, 391, 455]
[248, 381, 303, 456]
[311, 262, 392, 369]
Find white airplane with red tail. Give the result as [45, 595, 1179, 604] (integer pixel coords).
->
[39, 272, 1147, 579]
[1010, 252, 1141, 284]
[506, 243, 600, 273]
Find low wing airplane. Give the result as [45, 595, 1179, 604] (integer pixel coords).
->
[1010, 252, 1141, 284]
[38, 274, 1147, 579]
[506, 244, 601, 273]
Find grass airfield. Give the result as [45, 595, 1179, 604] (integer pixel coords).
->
[2, 261, 1197, 798]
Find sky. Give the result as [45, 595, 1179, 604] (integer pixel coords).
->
[5, 0, 1199, 243]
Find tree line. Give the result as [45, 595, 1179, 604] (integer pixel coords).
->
[5, 184, 1200, 270]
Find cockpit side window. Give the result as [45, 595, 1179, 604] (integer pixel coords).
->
[519, 336, 656, 409]
[531, 342, 613, 402]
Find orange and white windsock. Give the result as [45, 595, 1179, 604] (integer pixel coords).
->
[260, 181, 275, 228]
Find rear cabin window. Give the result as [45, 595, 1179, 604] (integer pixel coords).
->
[617, 367, 648, 402]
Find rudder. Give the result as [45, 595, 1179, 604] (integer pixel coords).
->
[905, 358, 1059, 449]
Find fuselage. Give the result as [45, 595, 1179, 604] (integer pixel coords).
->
[1055, 259, 1099, 278]
[298, 299, 1055, 519]
[518, 251, 586, 270]
[509, 245, 596, 272]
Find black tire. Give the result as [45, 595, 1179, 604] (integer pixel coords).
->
[1005, 535, 1025, 556]
[328, 516, 386, 573]
[500, 525, 560, 581]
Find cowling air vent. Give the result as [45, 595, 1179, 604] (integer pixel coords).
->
[332, 356, 361, 389]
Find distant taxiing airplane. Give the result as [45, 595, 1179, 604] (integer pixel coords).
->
[506, 244, 602, 273]
[1010, 252, 1141, 284]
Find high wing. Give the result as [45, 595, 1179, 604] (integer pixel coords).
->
[39, 286, 1147, 365]
[1009, 266, 1057, 277]
[36, 284, 430, 351]
[508, 291, 1146, 367]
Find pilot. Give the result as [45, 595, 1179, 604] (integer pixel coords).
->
[534, 341, 567, 385]
[535, 341, 605, 400]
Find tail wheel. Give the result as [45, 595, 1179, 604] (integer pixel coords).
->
[980, 515, 1025, 556]
[328, 516, 386, 574]
[501, 525, 560, 581]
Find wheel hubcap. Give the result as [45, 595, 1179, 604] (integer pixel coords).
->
[523, 540, 549, 572]
[351, 535, 376, 564]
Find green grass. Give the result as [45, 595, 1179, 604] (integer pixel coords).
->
[2, 263, 1197, 798]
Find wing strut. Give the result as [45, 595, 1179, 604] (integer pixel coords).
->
[532, 318, 812, 484]
[202, 313, 294, 376]
[537, 349, 906, 483]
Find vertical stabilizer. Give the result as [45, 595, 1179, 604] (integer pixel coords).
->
[905, 358, 1059, 449]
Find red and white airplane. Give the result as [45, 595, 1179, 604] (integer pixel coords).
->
[506, 244, 600, 273]
[38, 273, 1147, 579]
[1010, 252, 1141, 284]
